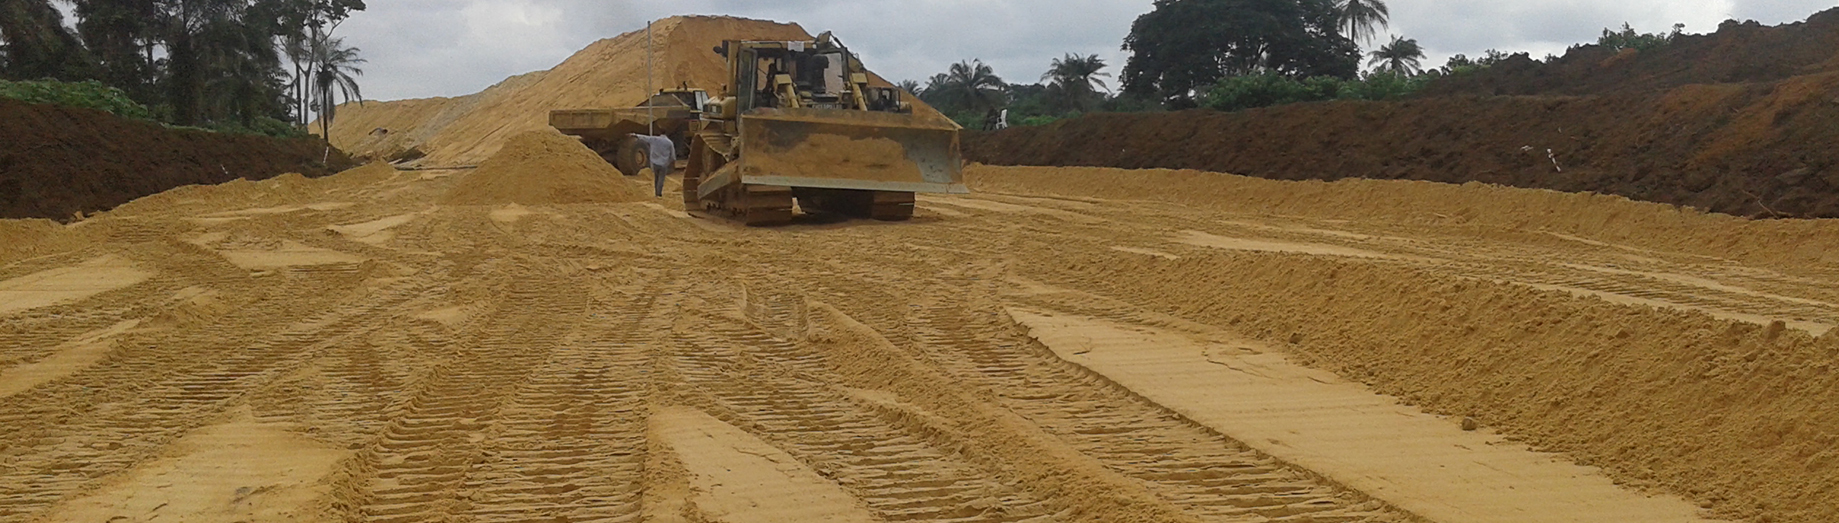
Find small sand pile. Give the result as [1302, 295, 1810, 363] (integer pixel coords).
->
[440, 130, 647, 206]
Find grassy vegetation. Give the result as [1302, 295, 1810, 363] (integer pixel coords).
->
[3, 79, 305, 138]
[1199, 72, 1430, 112]
[0, 79, 154, 120]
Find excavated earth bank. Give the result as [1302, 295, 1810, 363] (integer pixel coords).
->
[966, 8, 1839, 218]
[0, 99, 356, 221]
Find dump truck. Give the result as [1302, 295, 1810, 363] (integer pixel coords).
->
[682, 32, 966, 225]
[550, 88, 709, 176]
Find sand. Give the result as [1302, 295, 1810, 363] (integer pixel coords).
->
[12, 22, 1839, 523]
[324, 16, 939, 166]
[13, 146, 1839, 522]
[440, 129, 649, 206]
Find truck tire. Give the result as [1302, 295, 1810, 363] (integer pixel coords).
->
[612, 136, 647, 176]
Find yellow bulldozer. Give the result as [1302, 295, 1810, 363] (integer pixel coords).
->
[551, 31, 965, 225]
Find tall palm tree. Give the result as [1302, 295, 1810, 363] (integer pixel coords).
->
[1367, 35, 1424, 75]
[309, 33, 364, 140]
[1336, 0, 1390, 46]
[1041, 53, 1110, 112]
[944, 59, 1004, 112]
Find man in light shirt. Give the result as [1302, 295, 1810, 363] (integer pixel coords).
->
[633, 134, 676, 197]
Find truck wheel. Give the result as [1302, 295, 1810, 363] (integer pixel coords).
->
[613, 136, 647, 176]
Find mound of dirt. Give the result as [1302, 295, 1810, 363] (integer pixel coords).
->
[968, 70, 1839, 218]
[1426, 7, 1839, 96]
[325, 15, 937, 166]
[0, 99, 357, 221]
[441, 130, 647, 205]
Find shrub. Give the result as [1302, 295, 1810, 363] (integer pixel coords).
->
[1200, 72, 1430, 112]
[1598, 23, 1684, 52]
[0, 79, 153, 120]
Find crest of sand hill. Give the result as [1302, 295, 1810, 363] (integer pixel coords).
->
[328, 16, 936, 165]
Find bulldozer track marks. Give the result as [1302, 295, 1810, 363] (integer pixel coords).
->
[667, 294, 1061, 523]
[0, 274, 426, 522]
[10, 160, 1828, 523]
[904, 294, 1407, 522]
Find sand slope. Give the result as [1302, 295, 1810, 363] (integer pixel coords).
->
[326, 16, 934, 166]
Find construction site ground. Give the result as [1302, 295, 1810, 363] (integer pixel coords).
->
[6, 13, 1839, 523]
[3, 157, 1837, 523]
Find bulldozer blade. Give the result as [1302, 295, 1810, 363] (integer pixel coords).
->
[726, 108, 967, 195]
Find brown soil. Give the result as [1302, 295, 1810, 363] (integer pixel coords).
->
[967, 9, 1839, 219]
[441, 129, 649, 205]
[1425, 8, 1839, 96]
[0, 99, 357, 221]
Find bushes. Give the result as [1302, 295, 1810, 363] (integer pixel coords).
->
[0, 79, 153, 120]
[1200, 72, 1430, 112]
[1598, 23, 1684, 52]
[0, 79, 305, 138]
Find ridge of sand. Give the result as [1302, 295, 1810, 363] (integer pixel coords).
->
[1008, 308, 1717, 523]
[0, 255, 151, 315]
[650, 406, 878, 523]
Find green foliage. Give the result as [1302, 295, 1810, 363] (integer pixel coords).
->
[1198, 71, 1427, 112]
[1122, 0, 1360, 106]
[4, 0, 368, 134]
[202, 116, 308, 138]
[1598, 23, 1684, 52]
[1435, 49, 1511, 75]
[1366, 35, 1424, 75]
[0, 78, 153, 119]
[1041, 54, 1111, 113]
[1020, 115, 1064, 127]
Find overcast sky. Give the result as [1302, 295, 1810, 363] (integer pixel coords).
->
[338, 0, 1839, 102]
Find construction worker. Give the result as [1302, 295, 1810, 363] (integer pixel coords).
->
[633, 134, 676, 197]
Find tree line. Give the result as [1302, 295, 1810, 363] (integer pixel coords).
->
[0, 0, 368, 137]
[905, 0, 1689, 127]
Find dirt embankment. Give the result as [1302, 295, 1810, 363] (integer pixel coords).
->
[1425, 8, 1839, 96]
[0, 99, 356, 221]
[325, 15, 934, 166]
[967, 9, 1839, 219]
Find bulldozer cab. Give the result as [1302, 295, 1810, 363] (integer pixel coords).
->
[721, 38, 905, 113]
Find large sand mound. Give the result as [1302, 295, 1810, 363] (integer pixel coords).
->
[326, 16, 935, 165]
[441, 130, 647, 206]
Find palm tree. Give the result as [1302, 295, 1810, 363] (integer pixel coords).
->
[309, 33, 364, 141]
[943, 59, 1004, 112]
[1336, 0, 1390, 45]
[1367, 35, 1424, 75]
[896, 79, 921, 96]
[1041, 53, 1110, 112]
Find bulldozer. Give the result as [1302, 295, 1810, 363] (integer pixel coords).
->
[681, 32, 966, 225]
[550, 87, 709, 176]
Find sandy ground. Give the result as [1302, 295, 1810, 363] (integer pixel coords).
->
[2, 161, 1836, 523]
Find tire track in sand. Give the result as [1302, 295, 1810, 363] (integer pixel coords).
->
[329, 271, 628, 522]
[0, 277, 426, 522]
[667, 294, 1060, 523]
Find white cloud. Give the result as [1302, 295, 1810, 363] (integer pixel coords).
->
[335, 0, 1834, 102]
